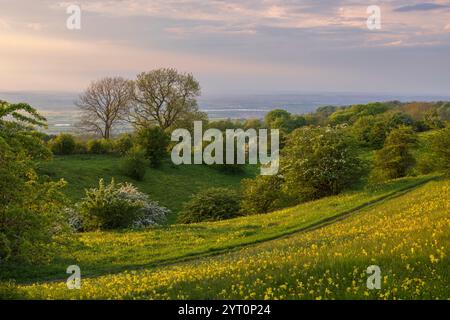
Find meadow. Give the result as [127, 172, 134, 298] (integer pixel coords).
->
[9, 179, 449, 299]
[37, 155, 258, 223]
[0, 174, 440, 283]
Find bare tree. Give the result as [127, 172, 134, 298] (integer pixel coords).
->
[130, 68, 203, 130]
[76, 77, 134, 139]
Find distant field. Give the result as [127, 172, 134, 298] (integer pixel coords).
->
[37, 155, 257, 223]
[12, 178, 449, 300]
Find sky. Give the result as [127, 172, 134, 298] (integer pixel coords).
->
[0, 0, 450, 95]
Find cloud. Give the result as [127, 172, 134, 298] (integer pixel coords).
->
[1, 0, 450, 94]
[0, 30, 315, 91]
[0, 18, 11, 30]
[394, 3, 450, 12]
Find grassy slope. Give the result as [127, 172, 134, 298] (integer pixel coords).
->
[37, 155, 257, 223]
[17, 179, 449, 299]
[0, 175, 436, 283]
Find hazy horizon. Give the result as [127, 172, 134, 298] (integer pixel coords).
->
[2, 90, 450, 135]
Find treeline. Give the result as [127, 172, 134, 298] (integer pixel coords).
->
[179, 101, 450, 223]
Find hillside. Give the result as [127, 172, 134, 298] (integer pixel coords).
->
[37, 155, 257, 223]
[2, 176, 448, 299]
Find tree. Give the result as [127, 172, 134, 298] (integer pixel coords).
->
[76, 77, 134, 139]
[372, 126, 417, 181]
[0, 101, 69, 263]
[49, 133, 76, 155]
[136, 126, 170, 168]
[352, 115, 388, 149]
[0, 100, 51, 159]
[265, 109, 292, 131]
[282, 126, 363, 201]
[130, 68, 203, 129]
[430, 126, 450, 175]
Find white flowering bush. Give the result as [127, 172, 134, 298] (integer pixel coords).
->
[117, 182, 169, 229]
[66, 207, 84, 232]
[76, 179, 169, 231]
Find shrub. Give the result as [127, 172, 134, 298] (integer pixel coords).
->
[120, 147, 148, 181]
[49, 133, 76, 155]
[74, 141, 87, 154]
[351, 116, 388, 149]
[372, 126, 417, 181]
[0, 136, 71, 264]
[178, 188, 241, 224]
[240, 175, 286, 215]
[430, 125, 450, 175]
[78, 179, 168, 230]
[136, 126, 169, 168]
[114, 133, 135, 155]
[87, 139, 113, 154]
[282, 126, 364, 201]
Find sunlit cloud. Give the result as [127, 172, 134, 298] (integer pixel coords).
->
[0, 0, 449, 94]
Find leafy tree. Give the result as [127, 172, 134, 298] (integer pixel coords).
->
[430, 126, 450, 175]
[329, 103, 393, 125]
[76, 77, 134, 139]
[243, 118, 264, 130]
[178, 188, 241, 223]
[265, 109, 291, 129]
[0, 100, 51, 160]
[86, 139, 113, 154]
[136, 126, 170, 168]
[130, 68, 203, 129]
[352, 115, 389, 149]
[372, 126, 417, 181]
[0, 101, 69, 263]
[282, 126, 363, 201]
[49, 133, 76, 155]
[386, 112, 414, 128]
[113, 133, 135, 155]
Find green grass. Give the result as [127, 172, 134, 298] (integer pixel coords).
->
[9, 178, 448, 300]
[37, 155, 257, 223]
[0, 174, 436, 284]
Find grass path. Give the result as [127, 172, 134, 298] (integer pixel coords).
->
[0, 175, 438, 284]
[12, 178, 449, 299]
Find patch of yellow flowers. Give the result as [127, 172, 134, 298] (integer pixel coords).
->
[20, 180, 450, 300]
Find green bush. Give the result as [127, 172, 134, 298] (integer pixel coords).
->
[78, 179, 168, 230]
[87, 139, 113, 154]
[0, 103, 71, 264]
[114, 133, 135, 155]
[178, 188, 241, 224]
[372, 126, 417, 181]
[351, 116, 388, 149]
[136, 126, 169, 167]
[120, 147, 148, 181]
[240, 175, 286, 215]
[282, 126, 364, 201]
[430, 126, 450, 175]
[74, 141, 87, 154]
[49, 133, 76, 155]
[0, 179, 70, 264]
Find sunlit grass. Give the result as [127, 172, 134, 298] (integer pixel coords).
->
[16, 179, 449, 300]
